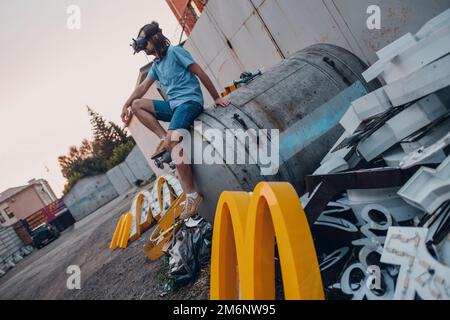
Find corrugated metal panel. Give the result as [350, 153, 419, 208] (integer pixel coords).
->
[224, 12, 283, 69]
[251, 0, 356, 58]
[188, 9, 228, 66]
[329, 0, 450, 63]
[205, 0, 255, 41]
[184, 0, 450, 91]
[208, 48, 245, 90]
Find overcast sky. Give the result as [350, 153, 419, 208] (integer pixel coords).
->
[0, 0, 181, 197]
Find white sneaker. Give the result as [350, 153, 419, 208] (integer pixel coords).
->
[180, 195, 203, 220]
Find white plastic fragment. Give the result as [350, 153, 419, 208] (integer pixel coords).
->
[362, 33, 417, 82]
[338, 188, 423, 223]
[441, 236, 450, 267]
[363, 9, 450, 83]
[381, 227, 450, 300]
[313, 156, 349, 175]
[383, 54, 450, 107]
[401, 118, 450, 153]
[383, 144, 445, 168]
[320, 132, 362, 171]
[400, 131, 450, 169]
[358, 94, 448, 162]
[416, 8, 450, 39]
[315, 202, 358, 232]
[382, 146, 410, 167]
[382, 24, 450, 84]
[340, 87, 392, 134]
[321, 133, 351, 164]
[398, 155, 450, 214]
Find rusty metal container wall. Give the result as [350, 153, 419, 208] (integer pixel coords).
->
[183, 0, 450, 106]
[192, 44, 380, 222]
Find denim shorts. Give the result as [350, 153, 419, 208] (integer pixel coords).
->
[153, 100, 203, 130]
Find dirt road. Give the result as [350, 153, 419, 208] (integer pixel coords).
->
[0, 186, 209, 300]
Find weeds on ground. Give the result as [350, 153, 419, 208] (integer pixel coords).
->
[155, 257, 171, 284]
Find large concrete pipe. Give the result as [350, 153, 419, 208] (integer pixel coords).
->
[191, 44, 380, 222]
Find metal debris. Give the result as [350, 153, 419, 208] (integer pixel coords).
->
[398, 155, 450, 213]
[305, 10, 450, 300]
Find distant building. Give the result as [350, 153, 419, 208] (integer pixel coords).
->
[166, 0, 206, 36]
[0, 179, 57, 227]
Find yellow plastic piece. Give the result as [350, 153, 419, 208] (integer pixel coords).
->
[221, 83, 241, 97]
[109, 214, 126, 250]
[139, 191, 154, 232]
[210, 182, 324, 300]
[118, 213, 132, 249]
[143, 193, 186, 261]
[129, 195, 142, 242]
[154, 176, 178, 221]
[110, 213, 133, 250]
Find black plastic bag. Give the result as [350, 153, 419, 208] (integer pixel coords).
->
[166, 216, 212, 286]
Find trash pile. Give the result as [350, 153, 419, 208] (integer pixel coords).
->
[303, 9, 450, 300]
[165, 215, 212, 286]
[158, 215, 212, 297]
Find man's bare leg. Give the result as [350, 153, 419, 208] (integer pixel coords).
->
[167, 130, 202, 218]
[177, 162, 196, 194]
[166, 130, 196, 194]
[131, 102, 199, 201]
[131, 99, 166, 139]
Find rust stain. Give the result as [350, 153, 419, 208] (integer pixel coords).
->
[252, 98, 286, 131]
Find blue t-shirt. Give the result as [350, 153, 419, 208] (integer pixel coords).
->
[147, 45, 204, 110]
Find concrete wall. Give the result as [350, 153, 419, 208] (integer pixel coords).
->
[62, 175, 119, 221]
[62, 147, 154, 221]
[106, 165, 132, 195]
[124, 145, 155, 182]
[107, 146, 155, 195]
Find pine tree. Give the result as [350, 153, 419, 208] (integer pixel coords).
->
[59, 106, 134, 195]
[109, 121, 130, 144]
[87, 105, 118, 161]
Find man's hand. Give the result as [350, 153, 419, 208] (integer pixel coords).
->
[189, 63, 231, 109]
[121, 78, 155, 126]
[214, 97, 231, 108]
[121, 106, 132, 126]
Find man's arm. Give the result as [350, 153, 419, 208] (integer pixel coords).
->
[188, 63, 230, 108]
[121, 77, 155, 124]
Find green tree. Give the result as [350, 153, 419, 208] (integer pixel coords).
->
[59, 106, 135, 195]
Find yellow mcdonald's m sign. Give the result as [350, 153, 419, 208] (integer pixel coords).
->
[210, 182, 324, 300]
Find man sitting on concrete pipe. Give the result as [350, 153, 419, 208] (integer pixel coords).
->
[121, 21, 230, 218]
